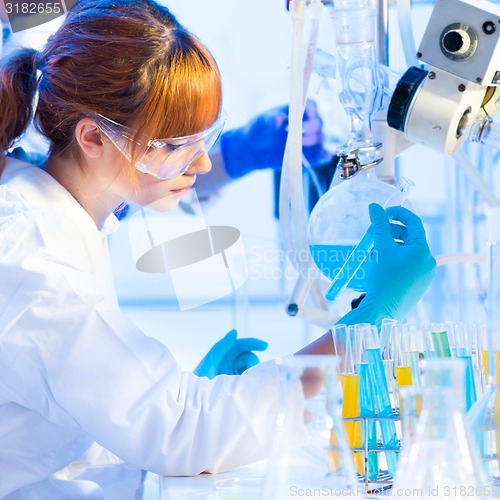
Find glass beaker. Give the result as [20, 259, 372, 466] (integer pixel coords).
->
[392, 359, 490, 498]
[262, 355, 358, 499]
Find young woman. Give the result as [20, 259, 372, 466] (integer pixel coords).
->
[0, 0, 436, 497]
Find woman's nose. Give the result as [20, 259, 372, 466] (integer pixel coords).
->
[184, 153, 212, 176]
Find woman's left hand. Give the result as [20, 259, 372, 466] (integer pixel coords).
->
[194, 330, 268, 379]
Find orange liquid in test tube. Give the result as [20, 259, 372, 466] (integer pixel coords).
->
[395, 366, 413, 409]
[482, 350, 500, 464]
[339, 373, 363, 474]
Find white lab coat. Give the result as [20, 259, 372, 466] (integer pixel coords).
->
[0, 157, 303, 498]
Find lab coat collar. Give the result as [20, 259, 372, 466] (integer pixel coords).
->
[2, 157, 120, 238]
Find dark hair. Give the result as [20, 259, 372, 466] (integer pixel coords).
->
[0, 0, 223, 170]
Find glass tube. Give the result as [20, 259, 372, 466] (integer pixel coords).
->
[393, 326, 413, 411]
[430, 323, 452, 358]
[449, 323, 479, 411]
[327, 0, 380, 154]
[326, 177, 415, 301]
[361, 324, 400, 478]
[353, 324, 379, 480]
[380, 318, 397, 398]
[334, 325, 364, 475]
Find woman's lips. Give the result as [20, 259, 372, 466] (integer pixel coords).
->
[169, 175, 196, 194]
[170, 186, 191, 194]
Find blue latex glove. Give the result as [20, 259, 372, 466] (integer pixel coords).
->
[220, 100, 332, 179]
[337, 203, 436, 337]
[194, 330, 269, 379]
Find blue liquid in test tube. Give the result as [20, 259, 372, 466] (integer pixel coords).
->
[457, 354, 477, 411]
[357, 362, 379, 481]
[326, 177, 415, 302]
[365, 347, 400, 478]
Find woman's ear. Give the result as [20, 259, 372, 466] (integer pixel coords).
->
[74, 118, 105, 159]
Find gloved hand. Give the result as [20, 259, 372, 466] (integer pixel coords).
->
[338, 203, 436, 333]
[220, 100, 332, 179]
[193, 330, 269, 379]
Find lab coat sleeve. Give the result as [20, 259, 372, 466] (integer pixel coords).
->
[49, 306, 289, 476]
[14, 287, 303, 476]
[0, 223, 304, 476]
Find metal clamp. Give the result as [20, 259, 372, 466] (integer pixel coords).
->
[337, 142, 383, 179]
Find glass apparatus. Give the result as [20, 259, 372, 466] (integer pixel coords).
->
[308, 169, 396, 292]
[353, 324, 379, 481]
[466, 323, 500, 490]
[308, 176, 414, 302]
[360, 324, 399, 478]
[398, 386, 423, 453]
[393, 328, 416, 411]
[450, 323, 481, 411]
[262, 355, 357, 499]
[307, 0, 415, 304]
[392, 359, 489, 497]
[332, 324, 364, 476]
[327, 0, 382, 166]
[465, 207, 500, 491]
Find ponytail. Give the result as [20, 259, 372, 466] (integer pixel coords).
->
[1, 0, 222, 173]
[0, 48, 39, 167]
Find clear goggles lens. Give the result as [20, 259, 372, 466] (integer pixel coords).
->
[94, 112, 226, 180]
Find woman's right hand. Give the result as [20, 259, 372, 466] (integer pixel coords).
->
[355, 203, 436, 324]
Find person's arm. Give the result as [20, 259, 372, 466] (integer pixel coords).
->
[195, 100, 331, 198]
[296, 203, 436, 358]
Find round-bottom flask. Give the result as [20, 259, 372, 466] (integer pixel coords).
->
[308, 169, 397, 292]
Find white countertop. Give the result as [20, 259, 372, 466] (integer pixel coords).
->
[159, 460, 267, 500]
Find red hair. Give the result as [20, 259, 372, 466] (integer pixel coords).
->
[0, 0, 223, 169]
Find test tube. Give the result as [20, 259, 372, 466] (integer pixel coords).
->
[326, 177, 415, 301]
[401, 324, 422, 387]
[430, 323, 452, 358]
[362, 324, 400, 478]
[353, 324, 379, 480]
[449, 323, 478, 411]
[393, 326, 413, 411]
[334, 325, 364, 475]
[380, 319, 397, 397]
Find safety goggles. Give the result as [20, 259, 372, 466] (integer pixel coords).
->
[93, 112, 226, 180]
